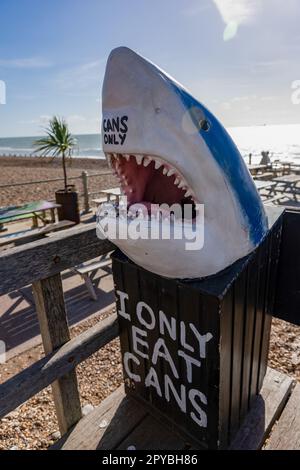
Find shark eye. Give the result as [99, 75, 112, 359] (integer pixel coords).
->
[199, 119, 210, 131]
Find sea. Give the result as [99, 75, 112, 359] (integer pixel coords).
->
[1, 124, 300, 164]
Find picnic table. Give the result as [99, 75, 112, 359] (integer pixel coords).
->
[0, 219, 75, 248]
[273, 175, 300, 198]
[254, 180, 285, 205]
[100, 187, 121, 200]
[290, 163, 300, 174]
[254, 180, 276, 192]
[0, 200, 61, 228]
[0, 200, 76, 248]
[272, 161, 291, 175]
[92, 187, 121, 206]
[248, 164, 268, 175]
[273, 174, 300, 186]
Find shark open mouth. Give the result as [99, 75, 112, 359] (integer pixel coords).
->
[106, 153, 197, 220]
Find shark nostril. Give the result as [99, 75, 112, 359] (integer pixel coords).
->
[199, 119, 210, 131]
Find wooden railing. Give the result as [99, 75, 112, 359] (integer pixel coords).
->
[0, 170, 113, 213]
[0, 224, 118, 436]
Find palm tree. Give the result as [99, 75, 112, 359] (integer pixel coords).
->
[34, 116, 76, 191]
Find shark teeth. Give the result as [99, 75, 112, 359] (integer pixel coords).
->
[143, 156, 151, 167]
[135, 155, 143, 165]
[105, 152, 195, 203]
[185, 189, 193, 198]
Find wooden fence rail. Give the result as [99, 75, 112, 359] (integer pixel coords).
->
[0, 313, 118, 421]
[0, 223, 113, 295]
[0, 170, 113, 213]
[0, 171, 111, 189]
[0, 224, 115, 436]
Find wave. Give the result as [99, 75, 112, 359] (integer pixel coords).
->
[2, 124, 300, 163]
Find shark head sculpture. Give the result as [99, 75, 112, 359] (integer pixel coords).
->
[99, 47, 267, 279]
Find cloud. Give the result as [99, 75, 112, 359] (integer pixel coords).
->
[55, 59, 105, 91]
[67, 114, 87, 123]
[221, 101, 232, 110]
[19, 114, 100, 135]
[66, 115, 101, 134]
[39, 114, 52, 124]
[19, 115, 52, 125]
[261, 96, 277, 102]
[212, 0, 259, 25]
[0, 57, 53, 68]
[232, 94, 257, 102]
[212, 0, 261, 40]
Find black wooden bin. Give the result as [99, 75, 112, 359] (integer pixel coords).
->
[111, 207, 284, 449]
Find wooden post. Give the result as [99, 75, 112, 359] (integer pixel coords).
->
[81, 171, 90, 213]
[32, 273, 82, 434]
[50, 208, 56, 223]
[32, 214, 38, 228]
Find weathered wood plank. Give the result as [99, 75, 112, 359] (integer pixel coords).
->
[265, 383, 300, 450]
[32, 274, 82, 434]
[230, 368, 294, 450]
[0, 223, 113, 295]
[117, 415, 187, 450]
[229, 273, 246, 440]
[219, 290, 233, 449]
[52, 368, 295, 450]
[32, 274, 70, 351]
[0, 313, 118, 420]
[240, 258, 257, 422]
[0, 220, 75, 247]
[53, 386, 188, 451]
[52, 386, 148, 450]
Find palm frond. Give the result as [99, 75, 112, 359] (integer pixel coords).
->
[34, 116, 76, 190]
[34, 117, 76, 155]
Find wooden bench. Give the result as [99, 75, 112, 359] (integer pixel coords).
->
[51, 368, 296, 450]
[92, 197, 108, 206]
[254, 172, 274, 180]
[263, 194, 287, 205]
[0, 200, 60, 229]
[73, 257, 112, 300]
[92, 188, 121, 207]
[0, 220, 75, 247]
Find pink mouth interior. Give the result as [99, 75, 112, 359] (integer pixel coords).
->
[112, 155, 194, 212]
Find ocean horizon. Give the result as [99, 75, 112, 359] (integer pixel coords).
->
[1, 123, 300, 164]
[0, 133, 105, 159]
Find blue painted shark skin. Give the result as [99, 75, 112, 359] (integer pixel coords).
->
[171, 84, 267, 246]
[99, 47, 268, 279]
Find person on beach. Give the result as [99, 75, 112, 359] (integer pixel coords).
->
[260, 151, 271, 166]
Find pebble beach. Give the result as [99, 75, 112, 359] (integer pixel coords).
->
[0, 156, 117, 208]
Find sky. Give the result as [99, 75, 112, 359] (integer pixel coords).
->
[0, 0, 300, 137]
